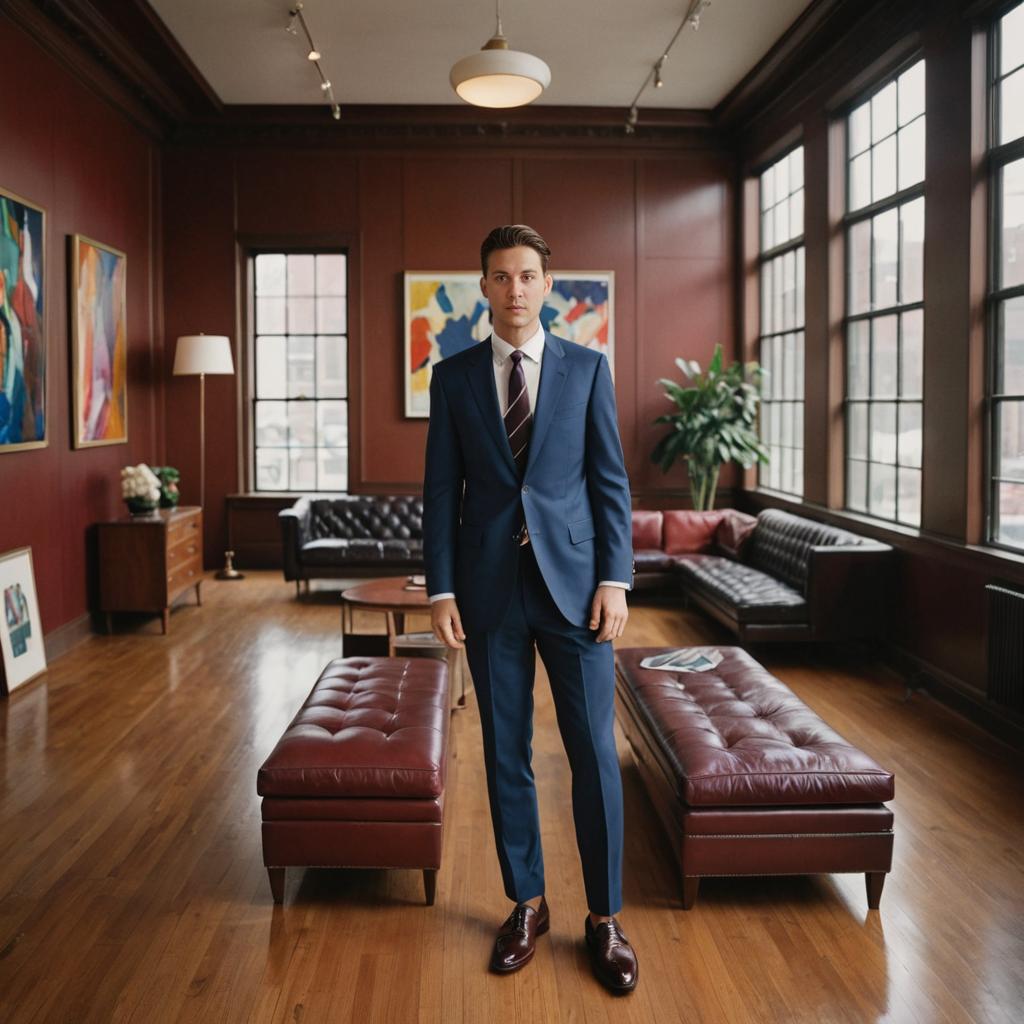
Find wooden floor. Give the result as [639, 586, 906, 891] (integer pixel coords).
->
[0, 572, 1021, 1023]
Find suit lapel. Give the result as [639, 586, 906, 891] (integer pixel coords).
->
[465, 338, 519, 478]
[523, 332, 567, 481]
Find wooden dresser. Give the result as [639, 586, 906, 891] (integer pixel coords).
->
[98, 506, 204, 634]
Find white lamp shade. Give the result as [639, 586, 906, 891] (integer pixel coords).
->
[450, 48, 551, 108]
[173, 335, 234, 375]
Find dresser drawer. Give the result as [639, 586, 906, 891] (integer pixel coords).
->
[167, 512, 201, 546]
[167, 533, 201, 568]
[167, 556, 202, 597]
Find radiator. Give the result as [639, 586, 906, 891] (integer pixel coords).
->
[986, 584, 1024, 711]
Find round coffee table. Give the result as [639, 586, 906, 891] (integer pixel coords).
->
[341, 577, 467, 709]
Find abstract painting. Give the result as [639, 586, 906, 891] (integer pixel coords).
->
[404, 270, 614, 418]
[72, 234, 127, 447]
[0, 187, 47, 452]
[0, 547, 46, 696]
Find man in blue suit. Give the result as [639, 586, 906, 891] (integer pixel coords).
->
[423, 225, 638, 993]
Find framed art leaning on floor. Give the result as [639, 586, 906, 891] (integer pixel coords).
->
[0, 546, 46, 695]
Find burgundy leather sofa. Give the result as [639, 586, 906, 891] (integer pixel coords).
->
[280, 495, 423, 594]
[257, 656, 450, 906]
[632, 507, 894, 643]
[614, 646, 895, 910]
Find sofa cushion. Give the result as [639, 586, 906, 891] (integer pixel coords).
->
[746, 508, 865, 594]
[632, 510, 664, 550]
[614, 646, 895, 806]
[715, 509, 758, 560]
[309, 496, 423, 541]
[301, 538, 421, 565]
[257, 657, 449, 800]
[675, 554, 807, 624]
[664, 510, 726, 555]
[634, 550, 679, 573]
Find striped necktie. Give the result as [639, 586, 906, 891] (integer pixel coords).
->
[505, 349, 532, 476]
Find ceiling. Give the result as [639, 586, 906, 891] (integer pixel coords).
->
[147, 0, 814, 111]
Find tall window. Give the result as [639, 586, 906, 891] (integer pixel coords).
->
[843, 60, 925, 526]
[990, 3, 1024, 550]
[252, 252, 349, 492]
[758, 146, 805, 496]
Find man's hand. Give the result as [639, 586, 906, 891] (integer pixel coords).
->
[431, 597, 466, 649]
[588, 585, 628, 643]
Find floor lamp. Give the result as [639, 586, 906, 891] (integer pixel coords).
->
[172, 334, 243, 580]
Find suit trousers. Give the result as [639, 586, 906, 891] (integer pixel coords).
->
[463, 539, 624, 916]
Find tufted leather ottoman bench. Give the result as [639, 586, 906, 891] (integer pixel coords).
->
[614, 647, 894, 910]
[257, 656, 450, 905]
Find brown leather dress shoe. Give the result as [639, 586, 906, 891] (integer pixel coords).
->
[489, 897, 550, 973]
[584, 915, 638, 993]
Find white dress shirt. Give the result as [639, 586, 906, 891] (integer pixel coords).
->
[428, 327, 630, 602]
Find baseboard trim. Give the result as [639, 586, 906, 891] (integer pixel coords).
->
[44, 612, 96, 663]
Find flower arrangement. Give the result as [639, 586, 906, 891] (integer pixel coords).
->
[120, 463, 162, 515]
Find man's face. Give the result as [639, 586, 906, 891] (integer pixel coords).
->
[480, 246, 553, 338]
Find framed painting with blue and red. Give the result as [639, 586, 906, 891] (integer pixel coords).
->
[71, 234, 127, 448]
[404, 271, 614, 418]
[0, 187, 47, 452]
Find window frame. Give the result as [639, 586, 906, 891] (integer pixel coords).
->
[246, 245, 351, 495]
[838, 55, 927, 527]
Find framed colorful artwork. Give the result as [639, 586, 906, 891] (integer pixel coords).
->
[0, 547, 46, 696]
[0, 187, 47, 452]
[71, 234, 127, 447]
[403, 270, 614, 418]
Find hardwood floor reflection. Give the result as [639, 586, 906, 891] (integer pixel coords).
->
[0, 573, 1021, 1023]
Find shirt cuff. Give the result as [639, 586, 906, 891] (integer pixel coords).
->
[428, 592, 455, 603]
[597, 580, 631, 590]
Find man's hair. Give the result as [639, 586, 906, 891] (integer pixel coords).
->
[480, 224, 551, 276]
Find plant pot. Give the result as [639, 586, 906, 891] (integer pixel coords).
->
[125, 499, 160, 517]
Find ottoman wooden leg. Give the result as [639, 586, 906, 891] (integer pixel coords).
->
[866, 871, 886, 910]
[681, 875, 700, 910]
[268, 867, 286, 904]
[423, 869, 437, 906]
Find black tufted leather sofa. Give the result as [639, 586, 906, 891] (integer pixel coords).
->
[279, 495, 423, 594]
[676, 508, 894, 643]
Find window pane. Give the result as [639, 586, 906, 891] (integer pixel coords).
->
[872, 135, 897, 203]
[773, 259, 785, 334]
[256, 448, 288, 491]
[898, 61, 925, 125]
[288, 297, 315, 334]
[772, 335, 784, 398]
[782, 250, 796, 330]
[781, 402, 794, 446]
[774, 197, 790, 247]
[256, 254, 286, 296]
[850, 152, 871, 211]
[996, 481, 1024, 546]
[872, 82, 897, 142]
[288, 255, 315, 295]
[849, 220, 871, 314]
[898, 468, 922, 526]
[317, 400, 348, 449]
[784, 333, 797, 398]
[872, 316, 898, 398]
[849, 102, 871, 157]
[848, 402, 868, 459]
[790, 147, 804, 190]
[762, 164, 775, 211]
[290, 449, 317, 491]
[1001, 158, 1024, 290]
[1003, 4, 1024, 74]
[255, 401, 287, 447]
[256, 297, 285, 334]
[762, 208, 775, 251]
[848, 459, 868, 511]
[898, 116, 925, 191]
[289, 401, 315, 447]
[997, 400, 1024, 479]
[256, 336, 287, 398]
[317, 296, 346, 334]
[901, 309, 924, 399]
[873, 208, 899, 309]
[318, 447, 348, 491]
[848, 321, 870, 398]
[1000, 67, 1024, 145]
[871, 402, 897, 462]
[287, 336, 314, 398]
[999, 297, 1024, 395]
[899, 402, 922, 468]
[869, 461, 897, 519]
[316, 254, 347, 296]
[796, 249, 806, 328]
[900, 197, 925, 304]
[790, 188, 804, 240]
[761, 258, 773, 333]
[316, 336, 347, 398]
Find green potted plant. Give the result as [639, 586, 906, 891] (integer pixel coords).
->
[650, 344, 769, 510]
[152, 466, 181, 508]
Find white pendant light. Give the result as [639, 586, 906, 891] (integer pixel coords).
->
[450, 0, 551, 109]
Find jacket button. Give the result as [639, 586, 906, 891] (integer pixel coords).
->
[522, 485, 529, 493]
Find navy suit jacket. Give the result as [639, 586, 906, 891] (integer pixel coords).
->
[422, 331, 633, 634]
